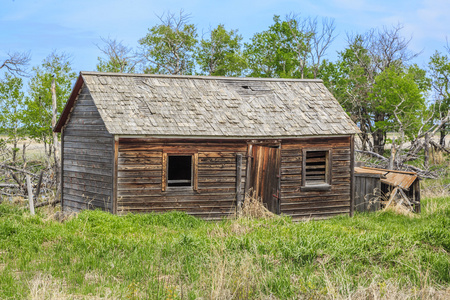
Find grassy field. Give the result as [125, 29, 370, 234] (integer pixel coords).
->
[0, 197, 449, 299]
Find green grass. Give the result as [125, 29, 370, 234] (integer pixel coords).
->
[0, 198, 450, 299]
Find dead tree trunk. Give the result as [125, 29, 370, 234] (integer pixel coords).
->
[51, 79, 61, 199]
[424, 133, 430, 169]
[440, 123, 447, 147]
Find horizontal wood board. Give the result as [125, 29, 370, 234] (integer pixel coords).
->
[116, 138, 247, 220]
[280, 136, 352, 219]
[62, 84, 114, 213]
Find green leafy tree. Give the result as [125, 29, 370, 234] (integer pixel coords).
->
[321, 36, 374, 150]
[428, 50, 450, 146]
[24, 52, 76, 159]
[96, 37, 139, 73]
[195, 24, 246, 76]
[370, 66, 427, 141]
[138, 11, 197, 75]
[323, 25, 422, 154]
[244, 15, 311, 78]
[244, 15, 335, 79]
[0, 73, 24, 162]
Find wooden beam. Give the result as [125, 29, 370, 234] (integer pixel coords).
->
[162, 152, 167, 192]
[193, 153, 199, 191]
[112, 136, 119, 214]
[236, 154, 243, 213]
[244, 144, 253, 196]
[61, 127, 65, 211]
[350, 135, 355, 217]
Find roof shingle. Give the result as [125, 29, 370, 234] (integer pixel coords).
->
[64, 72, 360, 137]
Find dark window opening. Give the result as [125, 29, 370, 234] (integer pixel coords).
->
[168, 155, 192, 187]
[304, 150, 328, 186]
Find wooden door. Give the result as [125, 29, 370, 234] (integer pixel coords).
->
[249, 145, 281, 213]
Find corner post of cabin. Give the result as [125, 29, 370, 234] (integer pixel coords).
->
[60, 126, 64, 212]
[350, 135, 355, 217]
[276, 141, 282, 215]
[112, 135, 119, 214]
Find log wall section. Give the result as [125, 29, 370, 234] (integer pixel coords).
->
[116, 138, 247, 220]
[280, 136, 352, 219]
[62, 84, 114, 212]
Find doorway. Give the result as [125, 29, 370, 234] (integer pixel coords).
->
[249, 145, 281, 214]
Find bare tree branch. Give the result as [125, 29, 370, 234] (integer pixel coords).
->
[0, 51, 31, 76]
[96, 37, 140, 73]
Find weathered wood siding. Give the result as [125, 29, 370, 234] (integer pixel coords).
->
[280, 136, 352, 219]
[354, 173, 381, 212]
[62, 84, 114, 212]
[116, 138, 247, 220]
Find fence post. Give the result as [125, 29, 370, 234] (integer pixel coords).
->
[26, 175, 35, 215]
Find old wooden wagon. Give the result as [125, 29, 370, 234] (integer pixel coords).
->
[54, 72, 360, 220]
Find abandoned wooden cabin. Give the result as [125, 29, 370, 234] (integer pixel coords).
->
[54, 72, 360, 220]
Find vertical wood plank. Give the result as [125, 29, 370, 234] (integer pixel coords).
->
[193, 153, 199, 191]
[353, 176, 362, 211]
[236, 154, 243, 212]
[327, 149, 333, 186]
[162, 152, 167, 192]
[60, 127, 65, 212]
[244, 144, 253, 196]
[415, 179, 421, 213]
[301, 149, 306, 187]
[276, 144, 281, 215]
[350, 135, 355, 216]
[112, 136, 119, 214]
[375, 177, 381, 211]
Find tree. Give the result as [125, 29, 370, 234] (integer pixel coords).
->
[321, 36, 373, 150]
[244, 15, 336, 79]
[23, 52, 76, 163]
[96, 37, 140, 73]
[428, 50, 450, 146]
[195, 24, 246, 76]
[244, 15, 310, 78]
[369, 66, 428, 167]
[138, 11, 197, 75]
[324, 25, 422, 154]
[285, 14, 336, 79]
[0, 73, 24, 162]
[0, 51, 31, 77]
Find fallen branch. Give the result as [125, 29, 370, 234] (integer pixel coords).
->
[430, 140, 450, 154]
[35, 199, 61, 208]
[398, 163, 437, 179]
[356, 149, 437, 179]
[355, 149, 388, 161]
[0, 183, 19, 188]
[0, 163, 38, 177]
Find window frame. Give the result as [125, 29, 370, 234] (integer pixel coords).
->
[301, 148, 332, 191]
[162, 152, 198, 192]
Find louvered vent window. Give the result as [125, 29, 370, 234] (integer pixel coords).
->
[304, 150, 329, 186]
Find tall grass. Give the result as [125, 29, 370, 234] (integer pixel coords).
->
[0, 196, 449, 299]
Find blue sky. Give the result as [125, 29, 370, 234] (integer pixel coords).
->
[1, 0, 449, 75]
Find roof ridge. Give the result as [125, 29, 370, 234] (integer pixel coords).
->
[80, 71, 323, 83]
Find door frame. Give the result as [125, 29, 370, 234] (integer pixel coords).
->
[244, 142, 281, 214]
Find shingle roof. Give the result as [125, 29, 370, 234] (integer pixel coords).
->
[57, 72, 360, 137]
